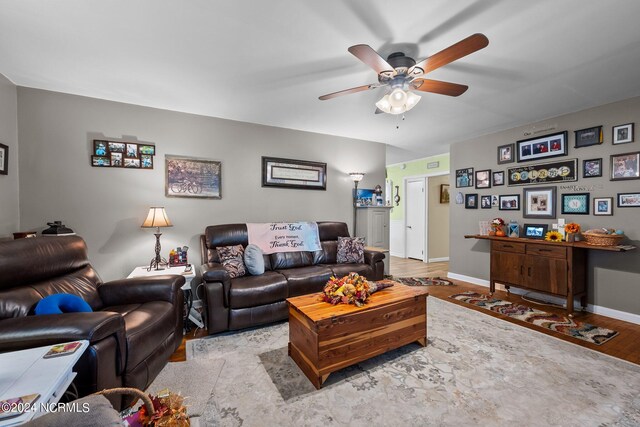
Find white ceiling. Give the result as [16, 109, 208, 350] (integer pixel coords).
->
[2, 0, 640, 164]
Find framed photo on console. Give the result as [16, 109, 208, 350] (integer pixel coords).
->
[523, 223, 548, 239]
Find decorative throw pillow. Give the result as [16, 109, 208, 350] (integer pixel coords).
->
[35, 294, 93, 315]
[216, 245, 246, 278]
[244, 244, 265, 276]
[336, 236, 365, 264]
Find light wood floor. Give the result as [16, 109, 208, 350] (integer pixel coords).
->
[171, 257, 640, 365]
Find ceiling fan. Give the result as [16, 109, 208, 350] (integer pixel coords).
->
[319, 33, 489, 115]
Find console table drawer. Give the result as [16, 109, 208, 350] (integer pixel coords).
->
[492, 240, 525, 253]
[526, 244, 566, 259]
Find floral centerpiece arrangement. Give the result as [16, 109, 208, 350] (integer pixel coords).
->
[322, 273, 371, 307]
[122, 388, 189, 427]
[564, 222, 581, 242]
[490, 217, 505, 236]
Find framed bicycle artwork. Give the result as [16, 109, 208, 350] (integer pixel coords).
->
[165, 155, 221, 199]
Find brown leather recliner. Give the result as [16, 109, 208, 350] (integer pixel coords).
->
[0, 236, 184, 409]
[199, 221, 385, 334]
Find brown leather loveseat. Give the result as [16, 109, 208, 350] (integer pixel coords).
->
[0, 236, 184, 409]
[199, 221, 385, 334]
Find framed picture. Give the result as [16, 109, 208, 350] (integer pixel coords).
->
[610, 151, 640, 181]
[0, 143, 8, 175]
[455, 168, 474, 188]
[141, 154, 154, 169]
[492, 171, 505, 186]
[475, 169, 491, 189]
[612, 123, 634, 145]
[497, 143, 515, 164]
[499, 194, 520, 211]
[139, 145, 156, 156]
[465, 193, 478, 209]
[125, 143, 139, 159]
[262, 157, 326, 190]
[166, 155, 221, 199]
[593, 197, 613, 216]
[491, 195, 499, 207]
[480, 195, 492, 209]
[110, 152, 123, 167]
[440, 184, 450, 203]
[574, 126, 603, 148]
[91, 156, 110, 167]
[107, 141, 126, 153]
[561, 193, 590, 215]
[516, 131, 568, 162]
[124, 158, 140, 168]
[617, 192, 640, 207]
[523, 223, 548, 239]
[94, 140, 108, 156]
[523, 186, 556, 219]
[91, 140, 155, 169]
[508, 158, 577, 186]
[582, 158, 602, 178]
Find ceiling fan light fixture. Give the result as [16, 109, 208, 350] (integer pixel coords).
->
[405, 91, 421, 111]
[388, 88, 407, 108]
[375, 89, 421, 115]
[375, 95, 392, 113]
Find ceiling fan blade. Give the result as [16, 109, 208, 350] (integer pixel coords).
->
[409, 33, 489, 76]
[374, 107, 384, 114]
[412, 79, 469, 97]
[348, 44, 395, 76]
[318, 83, 379, 100]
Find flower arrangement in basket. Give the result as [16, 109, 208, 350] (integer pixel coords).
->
[322, 273, 371, 307]
[490, 217, 505, 236]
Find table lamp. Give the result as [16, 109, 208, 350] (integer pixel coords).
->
[141, 207, 173, 271]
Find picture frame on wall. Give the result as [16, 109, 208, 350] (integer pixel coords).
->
[166, 155, 222, 199]
[475, 169, 491, 189]
[94, 140, 108, 156]
[492, 171, 505, 186]
[126, 143, 139, 159]
[523, 223, 548, 239]
[455, 167, 474, 188]
[612, 123, 634, 145]
[610, 151, 640, 180]
[497, 143, 515, 164]
[465, 193, 478, 209]
[498, 194, 520, 211]
[262, 156, 327, 190]
[516, 131, 568, 162]
[440, 184, 450, 203]
[582, 158, 602, 178]
[593, 197, 613, 216]
[0, 142, 8, 175]
[90, 139, 156, 170]
[91, 155, 110, 167]
[617, 192, 640, 207]
[523, 186, 556, 219]
[480, 195, 492, 209]
[574, 126, 603, 148]
[561, 193, 590, 215]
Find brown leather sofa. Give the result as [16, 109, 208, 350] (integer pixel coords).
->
[0, 236, 184, 409]
[199, 221, 384, 334]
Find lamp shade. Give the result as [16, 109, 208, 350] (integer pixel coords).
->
[141, 207, 173, 228]
[349, 172, 365, 182]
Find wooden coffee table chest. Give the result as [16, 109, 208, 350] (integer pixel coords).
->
[286, 283, 429, 389]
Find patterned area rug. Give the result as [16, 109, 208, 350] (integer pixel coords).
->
[379, 276, 455, 286]
[182, 298, 639, 426]
[450, 291, 618, 345]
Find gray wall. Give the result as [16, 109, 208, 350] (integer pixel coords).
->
[0, 74, 19, 238]
[17, 88, 385, 281]
[451, 96, 640, 315]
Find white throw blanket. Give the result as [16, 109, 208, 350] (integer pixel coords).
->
[246, 222, 321, 254]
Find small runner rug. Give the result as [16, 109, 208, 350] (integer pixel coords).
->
[449, 292, 618, 345]
[379, 276, 455, 286]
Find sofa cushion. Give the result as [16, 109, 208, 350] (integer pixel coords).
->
[277, 265, 333, 298]
[217, 245, 246, 278]
[244, 244, 265, 276]
[337, 237, 365, 263]
[325, 263, 374, 280]
[228, 271, 288, 309]
[269, 251, 313, 270]
[102, 301, 175, 370]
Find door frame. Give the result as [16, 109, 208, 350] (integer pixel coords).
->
[403, 171, 450, 264]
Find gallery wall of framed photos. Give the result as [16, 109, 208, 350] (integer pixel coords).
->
[91, 139, 156, 169]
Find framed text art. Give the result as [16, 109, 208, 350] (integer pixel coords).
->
[166, 155, 221, 199]
[507, 158, 577, 186]
[574, 126, 603, 148]
[612, 123, 634, 145]
[561, 193, 590, 215]
[516, 131, 568, 162]
[593, 197, 613, 216]
[610, 151, 640, 181]
[91, 139, 155, 169]
[0, 143, 8, 175]
[522, 186, 556, 219]
[455, 168, 474, 188]
[262, 157, 327, 190]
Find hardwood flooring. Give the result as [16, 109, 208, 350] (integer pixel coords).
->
[170, 257, 640, 365]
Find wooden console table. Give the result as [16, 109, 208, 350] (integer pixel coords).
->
[465, 235, 635, 316]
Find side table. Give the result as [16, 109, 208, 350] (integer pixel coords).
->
[127, 266, 204, 330]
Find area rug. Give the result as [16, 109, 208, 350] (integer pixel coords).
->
[380, 276, 455, 286]
[450, 291, 618, 345]
[183, 298, 639, 426]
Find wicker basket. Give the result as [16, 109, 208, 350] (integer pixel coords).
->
[582, 232, 624, 246]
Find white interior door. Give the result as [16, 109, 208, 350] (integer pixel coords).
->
[405, 179, 425, 260]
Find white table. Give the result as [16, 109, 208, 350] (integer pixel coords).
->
[127, 265, 204, 329]
[0, 341, 88, 426]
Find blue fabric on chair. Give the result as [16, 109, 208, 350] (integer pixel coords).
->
[35, 294, 93, 315]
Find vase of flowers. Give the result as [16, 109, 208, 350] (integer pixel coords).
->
[490, 217, 505, 236]
[564, 222, 581, 242]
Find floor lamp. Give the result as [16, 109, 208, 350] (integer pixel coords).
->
[349, 172, 364, 236]
[142, 207, 173, 271]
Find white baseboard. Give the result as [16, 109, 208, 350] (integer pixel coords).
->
[447, 272, 640, 325]
[428, 257, 449, 262]
[389, 251, 404, 258]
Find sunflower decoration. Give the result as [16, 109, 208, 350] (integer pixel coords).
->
[544, 230, 563, 242]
